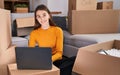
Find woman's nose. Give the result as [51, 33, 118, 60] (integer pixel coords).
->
[40, 17, 44, 20]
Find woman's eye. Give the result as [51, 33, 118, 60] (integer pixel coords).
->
[37, 15, 40, 18]
[43, 14, 46, 17]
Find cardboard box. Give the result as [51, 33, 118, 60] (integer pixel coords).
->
[16, 17, 34, 36]
[97, 1, 113, 10]
[69, 0, 97, 11]
[68, 0, 97, 29]
[0, 45, 16, 75]
[73, 40, 120, 75]
[0, 8, 11, 52]
[70, 10, 119, 34]
[15, 8, 28, 13]
[76, 0, 97, 10]
[16, 17, 34, 28]
[8, 64, 60, 75]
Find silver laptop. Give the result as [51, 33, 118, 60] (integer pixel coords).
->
[15, 47, 52, 70]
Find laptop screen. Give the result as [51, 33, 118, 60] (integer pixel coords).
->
[15, 47, 52, 70]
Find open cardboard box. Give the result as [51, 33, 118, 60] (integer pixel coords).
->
[73, 40, 120, 75]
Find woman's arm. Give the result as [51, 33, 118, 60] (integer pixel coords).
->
[28, 31, 36, 47]
[52, 27, 63, 62]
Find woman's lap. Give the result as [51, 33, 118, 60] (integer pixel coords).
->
[53, 56, 76, 75]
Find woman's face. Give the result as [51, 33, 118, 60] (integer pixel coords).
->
[36, 10, 50, 25]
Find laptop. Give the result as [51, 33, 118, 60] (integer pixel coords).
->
[15, 47, 52, 70]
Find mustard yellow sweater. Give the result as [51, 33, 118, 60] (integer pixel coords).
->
[28, 26, 63, 62]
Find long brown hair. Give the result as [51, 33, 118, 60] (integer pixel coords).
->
[34, 4, 56, 30]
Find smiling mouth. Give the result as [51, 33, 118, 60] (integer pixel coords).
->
[41, 20, 47, 23]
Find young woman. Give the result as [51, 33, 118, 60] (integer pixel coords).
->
[29, 4, 63, 62]
[29, 4, 76, 75]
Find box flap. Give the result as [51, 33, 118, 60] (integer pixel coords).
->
[78, 40, 114, 52]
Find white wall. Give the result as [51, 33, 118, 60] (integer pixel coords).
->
[29, 0, 68, 16]
[29, 0, 41, 12]
[47, 0, 68, 16]
[40, 0, 47, 6]
[113, 0, 120, 9]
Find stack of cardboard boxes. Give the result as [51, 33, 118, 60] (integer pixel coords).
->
[68, 0, 97, 33]
[0, 9, 16, 75]
[68, 0, 114, 34]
